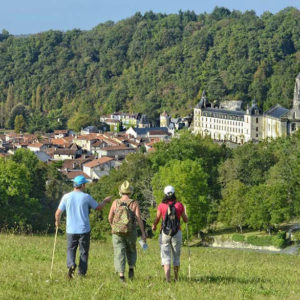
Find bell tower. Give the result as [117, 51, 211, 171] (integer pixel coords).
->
[293, 73, 300, 109]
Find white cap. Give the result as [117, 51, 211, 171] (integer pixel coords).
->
[164, 185, 175, 196]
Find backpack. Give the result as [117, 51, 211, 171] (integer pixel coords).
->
[112, 199, 135, 234]
[162, 202, 180, 237]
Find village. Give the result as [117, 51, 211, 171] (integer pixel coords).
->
[0, 111, 192, 183]
[1, 72, 299, 183]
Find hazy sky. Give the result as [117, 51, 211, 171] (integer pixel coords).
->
[1, 0, 299, 35]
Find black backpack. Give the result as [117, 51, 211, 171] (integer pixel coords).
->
[162, 202, 180, 237]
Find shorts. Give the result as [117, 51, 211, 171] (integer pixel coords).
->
[159, 230, 182, 266]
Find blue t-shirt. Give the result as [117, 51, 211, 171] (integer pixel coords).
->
[58, 191, 99, 234]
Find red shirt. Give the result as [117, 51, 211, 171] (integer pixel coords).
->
[158, 201, 184, 229]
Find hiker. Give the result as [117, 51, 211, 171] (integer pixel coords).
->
[108, 180, 146, 282]
[152, 185, 188, 282]
[55, 175, 112, 278]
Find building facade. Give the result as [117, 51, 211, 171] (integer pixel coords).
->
[193, 73, 300, 143]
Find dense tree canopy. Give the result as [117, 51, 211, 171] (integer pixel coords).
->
[0, 149, 70, 231]
[0, 7, 299, 130]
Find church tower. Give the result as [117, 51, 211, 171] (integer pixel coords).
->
[293, 73, 300, 110]
[289, 73, 300, 120]
[160, 111, 170, 127]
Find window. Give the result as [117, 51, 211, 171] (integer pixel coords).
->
[256, 134, 258, 138]
[256, 127, 258, 132]
[292, 123, 296, 131]
[256, 117, 258, 123]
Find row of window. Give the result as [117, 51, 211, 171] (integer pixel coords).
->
[203, 130, 259, 140]
[202, 124, 245, 133]
[194, 116, 260, 124]
[201, 112, 244, 121]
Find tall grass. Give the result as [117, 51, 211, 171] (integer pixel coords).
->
[0, 234, 300, 299]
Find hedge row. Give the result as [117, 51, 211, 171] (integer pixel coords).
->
[231, 232, 287, 248]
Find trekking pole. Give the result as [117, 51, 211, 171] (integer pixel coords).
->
[50, 226, 58, 279]
[185, 206, 191, 280]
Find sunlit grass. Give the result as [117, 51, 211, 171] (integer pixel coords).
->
[1, 234, 300, 299]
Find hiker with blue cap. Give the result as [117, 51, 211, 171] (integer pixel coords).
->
[55, 175, 112, 278]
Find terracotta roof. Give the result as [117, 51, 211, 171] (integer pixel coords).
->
[75, 133, 104, 141]
[52, 137, 73, 145]
[54, 130, 68, 134]
[69, 143, 81, 150]
[101, 146, 132, 151]
[83, 157, 114, 168]
[102, 139, 121, 146]
[62, 170, 91, 180]
[45, 148, 56, 156]
[28, 143, 44, 148]
[91, 140, 106, 147]
[145, 140, 160, 147]
[62, 159, 80, 170]
[76, 155, 96, 162]
[62, 156, 94, 169]
[148, 130, 170, 135]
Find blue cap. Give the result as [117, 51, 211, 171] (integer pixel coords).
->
[73, 175, 88, 187]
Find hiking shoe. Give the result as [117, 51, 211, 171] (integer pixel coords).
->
[119, 276, 125, 283]
[68, 265, 76, 279]
[128, 268, 134, 280]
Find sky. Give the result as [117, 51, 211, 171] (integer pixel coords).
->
[1, 0, 299, 35]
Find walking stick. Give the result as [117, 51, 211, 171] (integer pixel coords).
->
[185, 206, 191, 280]
[50, 226, 58, 279]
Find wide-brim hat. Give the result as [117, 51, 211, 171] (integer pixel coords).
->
[119, 180, 133, 194]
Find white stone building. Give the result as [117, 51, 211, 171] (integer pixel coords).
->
[83, 157, 114, 179]
[193, 73, 300, 143]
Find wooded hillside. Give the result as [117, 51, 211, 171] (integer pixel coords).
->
[0, 7, 299, 130]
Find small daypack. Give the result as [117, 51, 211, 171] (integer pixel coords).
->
[112, 199, 135, 234]
[162, 202, 180, 237]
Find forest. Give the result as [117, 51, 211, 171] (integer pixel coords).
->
[0, 7, 299, 132]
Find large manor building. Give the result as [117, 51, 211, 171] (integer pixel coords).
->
[193, 73, 300, 144]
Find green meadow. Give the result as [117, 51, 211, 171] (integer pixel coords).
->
[1, 234, 300, 300]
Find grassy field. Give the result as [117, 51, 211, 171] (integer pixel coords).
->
[1, 234, 300, 300]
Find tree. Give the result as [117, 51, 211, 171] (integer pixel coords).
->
[0, 158, 40, 229]
[11, 149, 47, 201]
[219, 141, 276, 187]
[245, 184, 290, 233]
[152, 159, 209, 235]
[67, 112, 91, 132]
[8, 104, 29, 129]
[150, 131, 228, 201]
[35, 85, 42, 112]
[14, 115, 26, 133]
[0, 102, 4, 128]
[218, 180, 249, 232]
[5, 84, 15, 126]
[88, 153, 155, 239]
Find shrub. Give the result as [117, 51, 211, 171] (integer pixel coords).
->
[232, 234, 245, 242]
[246, 235, 273, 247]
[272, 231, 287, 248]
[246, 232, 286, 248]
[291, 231, 300, 242]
